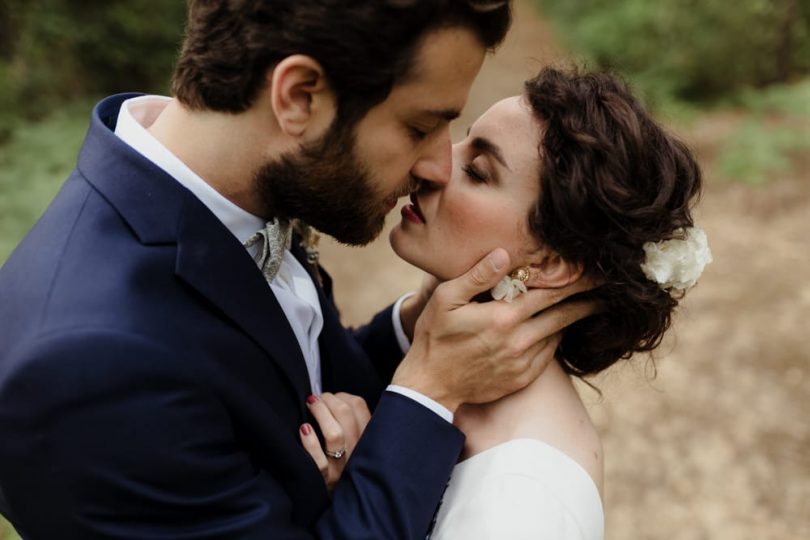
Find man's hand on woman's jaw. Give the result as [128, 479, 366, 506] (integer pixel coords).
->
[392, 248, 601, 414]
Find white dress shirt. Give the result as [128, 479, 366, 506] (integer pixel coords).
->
[114, 95, 452, 422]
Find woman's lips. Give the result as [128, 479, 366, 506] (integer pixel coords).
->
[401, 205, 423, 224]
[401, 193, 426, 224]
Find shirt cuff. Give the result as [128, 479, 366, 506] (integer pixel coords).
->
[386, 385, 453, 424]
[391, 292, 416, 354]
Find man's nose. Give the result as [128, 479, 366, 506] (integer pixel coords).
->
[410, 127, 452, 186]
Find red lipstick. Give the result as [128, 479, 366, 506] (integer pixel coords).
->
[401, 193, 426, 224]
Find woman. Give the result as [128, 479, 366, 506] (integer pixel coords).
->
[303, 67, 710, 538]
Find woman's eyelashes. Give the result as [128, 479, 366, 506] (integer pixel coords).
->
[462, 162, 488, 183]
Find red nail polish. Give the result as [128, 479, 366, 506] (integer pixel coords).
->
[306, 395, 319, 404]
[301, 424, 312, 436]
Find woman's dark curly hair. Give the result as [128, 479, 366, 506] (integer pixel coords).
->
[524, 67, 702, 377]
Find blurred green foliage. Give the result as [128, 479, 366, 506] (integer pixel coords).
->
[534, 0, 810, 108]
[534, 0, 810, 186]
[718, 80, 810, 184]
[0, 100, 92, 262]
[0, 0, 186, 131]
[0, 0, 186, 268]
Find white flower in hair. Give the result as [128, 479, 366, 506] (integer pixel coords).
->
[640, 226, 713, 291]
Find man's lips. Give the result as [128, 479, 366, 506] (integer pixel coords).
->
[401, 192, 426, 224]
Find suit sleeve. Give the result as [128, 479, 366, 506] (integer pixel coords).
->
[353, 304, 405, 384]
[0, 330, 463, 540]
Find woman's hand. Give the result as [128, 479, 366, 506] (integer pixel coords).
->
[299, 392, 371, 495]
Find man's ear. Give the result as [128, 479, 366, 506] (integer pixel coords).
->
[525, 251, 584, 289]
[269, 55, 336, 138]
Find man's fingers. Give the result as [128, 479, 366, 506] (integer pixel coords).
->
[319, 393, 360, 443]
[516, 276, 600, 319]
[439, 248, 511, 307]
[334, 392, 371, 433]
[517, 299, 604, 344]
[518, 333, 562, 389]
[299, 423, 328, 479]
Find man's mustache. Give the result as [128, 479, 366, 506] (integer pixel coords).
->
[392, 176, 423, 199]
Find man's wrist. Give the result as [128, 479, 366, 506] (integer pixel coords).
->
[391, 292, 416, 353]
[391, 359, 461, 414]
[398, 294, 420, 343]
[386, 385, 454, 423]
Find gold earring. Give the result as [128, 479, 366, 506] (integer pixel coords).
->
[492, 266, 530, 302]
[510, 267, 530, 283]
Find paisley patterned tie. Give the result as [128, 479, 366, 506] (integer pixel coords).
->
[244, 218, 292, 283]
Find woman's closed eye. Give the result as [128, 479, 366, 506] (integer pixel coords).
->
[462, 163, 489, 183]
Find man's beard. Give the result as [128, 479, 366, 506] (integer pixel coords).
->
[255, 121, 404, 246]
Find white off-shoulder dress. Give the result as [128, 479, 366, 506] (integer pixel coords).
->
[429, 438, 604, 540]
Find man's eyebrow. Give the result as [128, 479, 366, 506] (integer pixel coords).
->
[422, 108, 461, 122]
[471, 136, 511, 171]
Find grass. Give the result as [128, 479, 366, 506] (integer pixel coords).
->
[0, 519, 20, 540]
[0, 99, 96, 265]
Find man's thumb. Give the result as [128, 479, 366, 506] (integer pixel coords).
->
[452, 248, 511, 302]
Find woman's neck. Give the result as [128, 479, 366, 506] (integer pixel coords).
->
[455, 359, 552, 458]
[453, 357, 605, 494]
[454, 358, 595, 458]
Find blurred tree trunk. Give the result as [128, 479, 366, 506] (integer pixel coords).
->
[776, 0, 797, 82]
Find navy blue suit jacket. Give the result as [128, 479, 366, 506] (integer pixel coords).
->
[0, 94, 464, 539]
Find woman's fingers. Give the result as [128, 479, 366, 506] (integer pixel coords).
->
[306, 395, 346, 455]
[302, 392, 371, 495]
[299, 423, 328, 480]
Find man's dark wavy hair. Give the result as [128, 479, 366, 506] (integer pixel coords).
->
[524, 67, 703, 377]
[172, 0, 512, 125]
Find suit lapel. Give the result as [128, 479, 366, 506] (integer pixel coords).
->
[80, 94, 311, 416]
[174, 196, 312, 414]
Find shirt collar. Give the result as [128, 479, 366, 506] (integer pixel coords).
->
[114, 95, 265, 245]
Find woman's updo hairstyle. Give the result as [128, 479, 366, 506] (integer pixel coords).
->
[524, 67, 702, 377]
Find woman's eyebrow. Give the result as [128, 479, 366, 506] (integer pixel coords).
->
[470, 136, 511, 171]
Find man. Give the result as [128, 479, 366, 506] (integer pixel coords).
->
[0, 1, 594, 538]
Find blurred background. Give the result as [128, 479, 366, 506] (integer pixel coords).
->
[1, 1, 808, 538]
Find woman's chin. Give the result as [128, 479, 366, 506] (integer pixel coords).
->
[389, 225, 414, 262]
[389, 226, 431, 272]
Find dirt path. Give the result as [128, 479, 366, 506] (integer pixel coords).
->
[319, 2, 810, 538]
